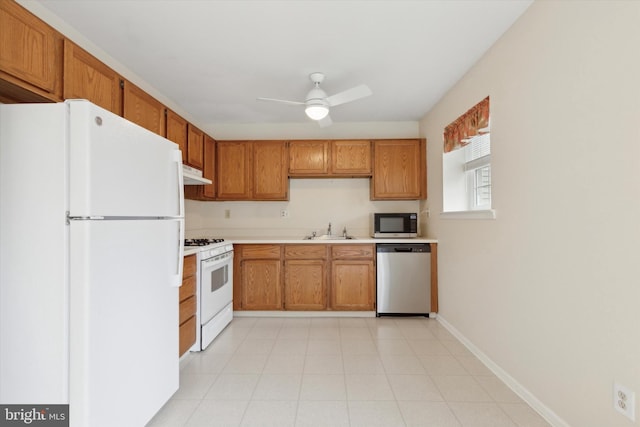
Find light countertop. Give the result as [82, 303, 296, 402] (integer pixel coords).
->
[225, 237, 438, 244]
[183, 237, 438, 256]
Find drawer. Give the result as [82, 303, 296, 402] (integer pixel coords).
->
[237, 244, 281, 259]
[179, 315, 196, 356]
[331, 244, 374, 259]
[284, 244, 328, 259]
[179, 275, 196, 302]
[179, 295, 196, 324]
[183, 254, 197, 278]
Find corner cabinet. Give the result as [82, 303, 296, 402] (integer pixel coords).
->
[184, 134, 216, 200]
[371, 139, 426, 200]
[217, 140, 288, 201]
[186, 124, 204, 169]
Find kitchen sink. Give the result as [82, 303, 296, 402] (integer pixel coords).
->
[303, 234, 356, 240]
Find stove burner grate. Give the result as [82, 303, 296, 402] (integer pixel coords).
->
[185, 238, 225, 247]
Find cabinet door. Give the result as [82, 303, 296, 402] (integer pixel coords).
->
[331, 140, 372, 176]
[187, 124, 204, 169]
[240, 259, 282, 310]
[122, 80, 166, 137]
[184, 134, 215, 201]
[371, 139, 426, 200]
[288, 140, 329, 175]
[202, 135, 216, 199]
[284, 259, 326, 310]
[330, 259, 375, 310]
[166, 110, 187, 162]
[0, 0, 62, 101]
[216, 141, 252, 200]
[63, 39, 122, 115]
[253, 140, 288, 200]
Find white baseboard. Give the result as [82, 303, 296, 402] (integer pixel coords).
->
[437, 315, 570, 427]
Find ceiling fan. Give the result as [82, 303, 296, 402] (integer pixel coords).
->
[257, 72, 372, 127]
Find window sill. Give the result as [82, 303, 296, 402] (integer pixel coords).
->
[440, 209, 496, 220]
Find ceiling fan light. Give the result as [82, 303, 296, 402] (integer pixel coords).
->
[305, 104, 329, 120]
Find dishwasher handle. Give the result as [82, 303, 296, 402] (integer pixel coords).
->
[376, 243, 431, 253]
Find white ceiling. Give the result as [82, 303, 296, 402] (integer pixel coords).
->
[35, 0, 532, 126]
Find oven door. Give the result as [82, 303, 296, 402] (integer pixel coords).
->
[200, 251, 233, 324]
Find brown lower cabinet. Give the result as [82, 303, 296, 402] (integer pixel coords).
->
[330, 245, 375, 311]
[284, 245, 328, 310]
[234, 243, 375, 311]
[234, 244, 283, 310]
[179, 254, 197, 356]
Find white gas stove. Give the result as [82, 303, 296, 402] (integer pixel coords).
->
[184, 238, 234, 351]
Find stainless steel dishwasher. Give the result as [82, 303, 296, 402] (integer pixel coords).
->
[376, 243, 431, 316]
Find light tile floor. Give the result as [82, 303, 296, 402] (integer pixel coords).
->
[147, 317, 550, 427]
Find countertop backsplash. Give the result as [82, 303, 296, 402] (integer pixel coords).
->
[185, 178, 424, 239]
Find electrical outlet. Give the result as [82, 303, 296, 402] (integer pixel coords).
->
[614, 382, 636, 421]
[280, 210, 289, 218]
[224, 209, 231, 219]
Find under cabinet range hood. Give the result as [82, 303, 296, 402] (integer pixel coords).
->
[183, 164, 212, 185]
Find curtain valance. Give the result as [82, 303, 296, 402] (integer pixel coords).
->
[443, 96, 490, 153]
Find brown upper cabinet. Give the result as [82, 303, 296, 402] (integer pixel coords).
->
[122, 79, 166, 137]
[165, 109, 188, 162]
[331, 140, 372, 176]
[371, 138, 426, 200]
[186, 124, 204, 169]
[289, 140, 329, 175]
[184, 134, 216, 201]
[63, 39, 122, 115]
[288, 139, 372, 177]
[216, 140, 288, 201]
[0, 0, 63, 102]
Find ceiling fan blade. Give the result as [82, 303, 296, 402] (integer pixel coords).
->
[318, 114, 333, 128]
[326, 84, 372, 107]
[257, 97, 305, 106]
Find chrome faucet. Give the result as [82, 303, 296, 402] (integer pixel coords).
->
[327, 222, 332, 236]
[343, 226, 348, 238]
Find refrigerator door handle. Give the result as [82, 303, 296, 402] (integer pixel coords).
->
[174, 151, 185, 218]
[171, 219, 185, 287]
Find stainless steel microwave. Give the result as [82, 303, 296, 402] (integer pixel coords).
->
[372, 213, 418, 238]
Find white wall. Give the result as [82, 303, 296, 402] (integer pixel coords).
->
[420, 2, 640, 426]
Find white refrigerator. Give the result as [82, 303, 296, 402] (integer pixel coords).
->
[0, 100, 184, 426]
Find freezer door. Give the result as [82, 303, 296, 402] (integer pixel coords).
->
[69, 219, 181, 427]
[68, 100, 184, 218]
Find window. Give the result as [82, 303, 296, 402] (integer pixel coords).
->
[442, 97, 494, 217]
[464, 133, 491, 210]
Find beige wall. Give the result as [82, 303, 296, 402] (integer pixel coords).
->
[420, 1, 640, 426]
[186, 178, 421, 239]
